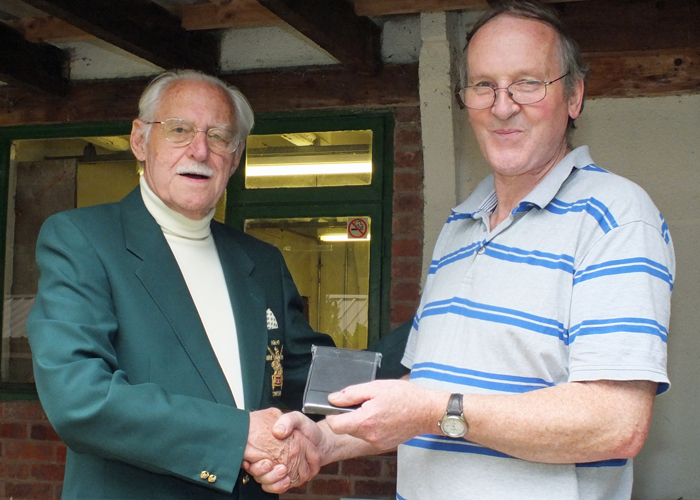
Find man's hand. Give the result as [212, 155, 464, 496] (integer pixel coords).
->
[325, 379, 449, 450]
[244, 412, 326, 494]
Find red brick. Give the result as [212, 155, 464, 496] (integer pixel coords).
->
[392, 213, 423, 236]
[1, 401, 48, 421]
[385, 456, 398, 478]
[31, 424, 62, 442]
[4, 441, 55, 461]
[0, 461, 29, 479]
[318, 461, 339, 475]
[393, 171, 423, 192]
[391, 282, 420, 302]
[355, 479, 396, 498]
[391, 259, 422, 280]
[390, 305, 417, 327]
[5, 481, 54, 500]
[311, 477, 352, 496]
[56, 444, 67, 462]
[392, 238, 421, 258]
[394, 106, 421, 123]
[31, 463, 65, 482]
[394, 150, 423, 170]
[393, 193, 423, 214]
[341, 457, 382, 477]
[394, 128, 422, 150]
[0, 422, 28, 439]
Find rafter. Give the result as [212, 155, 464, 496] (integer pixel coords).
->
[20, 0, 220, 74]
[0, 21, 67, 96]
[181, 0, 283, 29]
[257, 0, 381, 74]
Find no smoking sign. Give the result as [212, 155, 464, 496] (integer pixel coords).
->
[347, 217, 370, 240]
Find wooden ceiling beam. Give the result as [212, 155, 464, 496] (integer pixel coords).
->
[256, 0, 381, 74]
[19, 0, 219, 74]
[3, 16, 91, 43]
[560, 0, 700, 54]
[347, 0, 590, 17]
[0, 21, 67, 97]
[0, 63, 420, 127]
[181, 0, 284, 30]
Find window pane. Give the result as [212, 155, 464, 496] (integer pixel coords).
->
[2, 136, 136, 384]
[245, 216, 371, 349]
[245, 130, 373, 189]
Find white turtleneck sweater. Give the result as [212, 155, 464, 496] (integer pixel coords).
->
[140, 176, 245, 408]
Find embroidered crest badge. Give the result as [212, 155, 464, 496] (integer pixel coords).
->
[266, 340, 284, 397]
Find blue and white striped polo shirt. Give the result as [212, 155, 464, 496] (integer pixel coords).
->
[398, 146, 674, 500]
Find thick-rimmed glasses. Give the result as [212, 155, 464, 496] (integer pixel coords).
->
[457, 72, 569, 110]
[146, 118, 238, 154]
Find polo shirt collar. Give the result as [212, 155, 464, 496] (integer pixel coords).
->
[452, 145, 594, 215]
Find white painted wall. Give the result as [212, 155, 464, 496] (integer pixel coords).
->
[422, 11, 700, 499]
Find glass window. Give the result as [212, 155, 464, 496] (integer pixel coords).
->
[2, 135, 138, 385]
[245, 130, 372, 189]
[245, 216, 371, 349]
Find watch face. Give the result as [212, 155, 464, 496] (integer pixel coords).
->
[441, 416, 466, 437]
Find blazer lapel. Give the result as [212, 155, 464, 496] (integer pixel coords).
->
[120, 189, 235, 406]
[212, 224, 268, 411]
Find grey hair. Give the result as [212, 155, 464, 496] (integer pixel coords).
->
[459, 0, 589, 141]
[137, 69, 255, 147]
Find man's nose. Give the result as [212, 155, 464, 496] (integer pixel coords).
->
[187, 130, 210, 159]
[491, 87, 520, 118]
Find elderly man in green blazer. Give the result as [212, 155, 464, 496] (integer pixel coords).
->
[27, 70, 336, 499]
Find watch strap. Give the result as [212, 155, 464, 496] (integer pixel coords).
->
[446, 393, 463, 417]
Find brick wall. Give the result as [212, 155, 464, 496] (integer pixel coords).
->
[0, 105, 424, 500]
[0, 401, 65, 500]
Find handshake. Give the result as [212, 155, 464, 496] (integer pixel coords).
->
[242, 407, 328, 494]
[241, 378, 437, 494]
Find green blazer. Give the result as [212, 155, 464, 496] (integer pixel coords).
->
[27, 188, 335, 500]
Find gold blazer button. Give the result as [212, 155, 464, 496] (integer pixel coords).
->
[200, 471, 210, 480]
[242, 474, 250, 484]
[208, 474, 217, 483]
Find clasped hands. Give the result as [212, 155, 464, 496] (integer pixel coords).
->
[244, 380, 443, 494]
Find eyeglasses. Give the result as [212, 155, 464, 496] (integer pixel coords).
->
[457, 72, 570, 110]
[146, 118, 238, 154]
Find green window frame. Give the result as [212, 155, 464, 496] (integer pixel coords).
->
[0, 121, 132, 398]
[0, 109, 394, 398]
[227, 109, 394, 349]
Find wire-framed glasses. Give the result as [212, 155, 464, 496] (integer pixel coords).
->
[146, 118, 238, 154]
[457, 72, 570, 110]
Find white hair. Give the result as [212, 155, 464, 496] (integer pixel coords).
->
[138, 69, 254, 145]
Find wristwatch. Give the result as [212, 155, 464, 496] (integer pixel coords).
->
[438, 393, 468, 438]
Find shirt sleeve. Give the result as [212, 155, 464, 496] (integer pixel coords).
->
[567, 219, 675, 393]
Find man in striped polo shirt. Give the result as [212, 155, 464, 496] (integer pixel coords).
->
[247, 2, 675, 499]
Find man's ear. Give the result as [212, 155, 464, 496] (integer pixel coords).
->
[568, 78, 585, 120]
[130, 119, 148, 162]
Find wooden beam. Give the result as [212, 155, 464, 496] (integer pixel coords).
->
[0, 63, 420, 127]
[561, 0, 700, 54]
[350, 0, 487, 16]
[347, 0, 590, 16]
[585, 48, 700, 98]
[257, 0, 381, 74]
[19, 0, 220, 74]
[182, 0, 284, 30]
[0, 21, 68, 97]
[3, 16, 91, 43]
